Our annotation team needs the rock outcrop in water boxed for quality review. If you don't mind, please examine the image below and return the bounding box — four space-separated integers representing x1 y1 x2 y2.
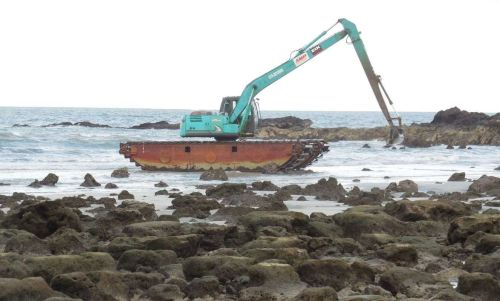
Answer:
129 121 180 130
256 107 500 147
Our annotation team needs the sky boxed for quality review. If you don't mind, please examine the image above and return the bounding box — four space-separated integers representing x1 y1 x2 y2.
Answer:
0 0 499 112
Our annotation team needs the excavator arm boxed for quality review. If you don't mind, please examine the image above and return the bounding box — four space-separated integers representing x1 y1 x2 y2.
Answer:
180 18 403 143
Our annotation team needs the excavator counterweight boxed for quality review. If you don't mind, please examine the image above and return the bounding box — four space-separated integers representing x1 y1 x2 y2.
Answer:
120 18 403 172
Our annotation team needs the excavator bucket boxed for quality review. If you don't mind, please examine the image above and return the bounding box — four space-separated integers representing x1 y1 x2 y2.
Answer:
119 140 329 172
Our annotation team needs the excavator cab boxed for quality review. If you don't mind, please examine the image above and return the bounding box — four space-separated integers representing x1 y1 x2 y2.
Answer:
219 96 260 137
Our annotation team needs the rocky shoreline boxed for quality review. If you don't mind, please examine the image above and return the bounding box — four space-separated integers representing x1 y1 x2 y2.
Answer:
256 107 500 147
1 170 500 300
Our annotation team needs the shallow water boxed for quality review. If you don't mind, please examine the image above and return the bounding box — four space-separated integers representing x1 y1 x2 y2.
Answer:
0 107 499 215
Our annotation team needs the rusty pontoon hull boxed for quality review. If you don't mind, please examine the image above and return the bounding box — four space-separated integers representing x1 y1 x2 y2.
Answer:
119 140 329 171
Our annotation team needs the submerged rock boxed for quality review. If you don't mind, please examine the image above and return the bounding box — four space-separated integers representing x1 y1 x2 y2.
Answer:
448 172 466 181
154 181 168 188
259 116 312 129
129 121 180 129
0 277 64 300
199 169 228 181
111 167 129 178
80 173 100 187
105 183 118 189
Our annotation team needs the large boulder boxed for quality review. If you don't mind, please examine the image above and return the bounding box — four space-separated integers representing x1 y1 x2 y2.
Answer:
468 175 500 193
297 259 373 291
457 272 500 301
185 275 221 299
4 230 51 255
448 172 466 181
379 267 446 298
182 255 254 280
169 193 221 219
293 287 338 301
384 200 475 222
303 177 346 201
205 183 247 199
332 206 409 238
448 214 500 244
139 283 185 301
117 249 177 272
0 253 32 279
122 221 180 237
49 272 96 300
40 173 59 186
239 211 309 233
25 252 116 282
463 253 500 279
80 173 100 187
251 181 279 191
118 200 156 220
394 180 418 193
0 277 64 301
199 169 228 181
1 200 82 238
375 243 418 267
47 228 88 255
144 234 202 258
431 107 489 127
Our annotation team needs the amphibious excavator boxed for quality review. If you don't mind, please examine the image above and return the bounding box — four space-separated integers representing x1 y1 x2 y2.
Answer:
120 18 403 171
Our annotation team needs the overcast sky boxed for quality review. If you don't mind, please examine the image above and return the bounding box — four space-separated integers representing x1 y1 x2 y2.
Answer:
0 0 498 112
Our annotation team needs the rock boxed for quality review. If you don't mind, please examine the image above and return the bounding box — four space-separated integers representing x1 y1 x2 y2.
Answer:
376 243 418 266
154 181 168 188
199 169 228 181
182 256 254 280
145 234 202 258
154 189 169 196
0 253 32 279
122 221 180 237
448 172 466 181
117 190 134 200
117 249 177 272
446 144 454 149
49 272 96 300
448 214 500 244
457 272 500 301
0 277 64 301
297 259 369 291
40 173 59 186
25 252 115 282
294 287 338 301
251 181 279 191
395 179 418 193
463 253 500 279
205 183 247 198
379 267 441 298
344 189 386 206
259 116 313 129
221 191 286 211
468 175 500 193
209 206 257 223
303 177 346 201
140 283 185 301
80 173 100 187
362 168 372 171
240 211 309 233
241 247 309 267
47 228 88 255
129 121 180 129
246 262 306 298
297 196 307 201
431 107 490 126
170 193 221 218
362 143 371 149
1 200 82 238
28 180 42 188
104 183 118 189
475 233 500 254
118 200 156 220
4 230 51 255
332 206 408 238
111 167 129 178
185 275 221 299
384 199 475 222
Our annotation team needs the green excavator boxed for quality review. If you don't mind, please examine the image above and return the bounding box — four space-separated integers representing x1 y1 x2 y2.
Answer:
120 18 404 171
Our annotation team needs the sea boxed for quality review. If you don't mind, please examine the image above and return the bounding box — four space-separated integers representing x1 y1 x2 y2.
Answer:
0 107 499 216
